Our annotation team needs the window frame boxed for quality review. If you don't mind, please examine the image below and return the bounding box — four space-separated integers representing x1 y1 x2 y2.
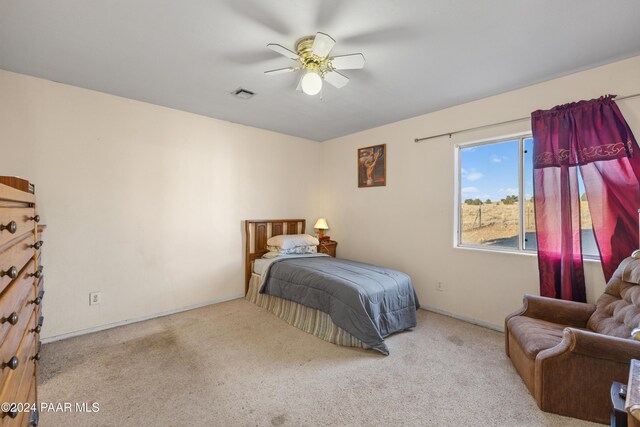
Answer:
453 132 599 260
454 132 533 254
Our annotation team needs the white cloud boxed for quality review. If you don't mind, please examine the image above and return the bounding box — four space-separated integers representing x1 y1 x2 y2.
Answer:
467 171 484 181
490 155 507 163
461 187 479 194
500 187 518 194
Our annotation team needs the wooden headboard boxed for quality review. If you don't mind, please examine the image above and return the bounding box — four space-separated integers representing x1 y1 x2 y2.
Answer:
244 219 306 294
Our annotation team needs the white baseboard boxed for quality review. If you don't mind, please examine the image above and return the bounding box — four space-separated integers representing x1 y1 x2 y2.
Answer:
421 305 504 333
41 292 245 344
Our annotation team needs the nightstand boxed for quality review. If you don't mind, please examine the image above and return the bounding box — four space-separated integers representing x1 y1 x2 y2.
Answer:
318 240 337 257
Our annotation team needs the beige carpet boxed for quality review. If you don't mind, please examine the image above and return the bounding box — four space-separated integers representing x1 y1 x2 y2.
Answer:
39 299 598 427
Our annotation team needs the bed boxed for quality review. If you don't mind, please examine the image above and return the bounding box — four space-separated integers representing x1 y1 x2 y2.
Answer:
244 219 419 355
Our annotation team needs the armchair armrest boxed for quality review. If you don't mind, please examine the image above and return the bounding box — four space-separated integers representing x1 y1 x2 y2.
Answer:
506 294 596 328
547 328 640 363
533 328 640 423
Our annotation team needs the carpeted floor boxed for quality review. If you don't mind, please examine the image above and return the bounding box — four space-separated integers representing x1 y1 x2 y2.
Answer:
39 299 598 427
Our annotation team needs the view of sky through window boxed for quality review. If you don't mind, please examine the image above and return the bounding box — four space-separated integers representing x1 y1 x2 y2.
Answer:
460 139 519 203
459 136 598 257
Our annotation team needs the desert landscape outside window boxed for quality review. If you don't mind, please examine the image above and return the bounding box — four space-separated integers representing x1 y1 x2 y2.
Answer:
457 136 599 257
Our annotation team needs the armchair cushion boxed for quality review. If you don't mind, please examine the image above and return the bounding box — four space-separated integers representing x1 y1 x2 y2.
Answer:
587 257 640 338
622 256 640 284
506 316 566 360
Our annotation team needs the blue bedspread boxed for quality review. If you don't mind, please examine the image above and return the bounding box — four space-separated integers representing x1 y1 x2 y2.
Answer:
259 256 419 355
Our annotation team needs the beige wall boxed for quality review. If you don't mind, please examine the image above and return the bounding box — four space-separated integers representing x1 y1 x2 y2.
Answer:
321 56 640 330
0 70 321 339
2 56 640 339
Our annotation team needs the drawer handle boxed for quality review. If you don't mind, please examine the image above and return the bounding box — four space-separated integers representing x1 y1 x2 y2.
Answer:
3 356 19 370
29 266 43 279
0 221 17 234
32 340 41 361
5 408 18 419
30 408 39 426
3 312 18 325
31 291 44 305
31 290 44 306
31 240 44 250
28 215 40 223
32 315 44 333
0 266 18 279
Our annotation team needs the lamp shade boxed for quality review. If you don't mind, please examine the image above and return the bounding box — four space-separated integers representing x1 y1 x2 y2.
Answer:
314 218 329 230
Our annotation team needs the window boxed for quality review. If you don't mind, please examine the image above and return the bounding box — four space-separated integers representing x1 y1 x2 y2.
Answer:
456 135 598 257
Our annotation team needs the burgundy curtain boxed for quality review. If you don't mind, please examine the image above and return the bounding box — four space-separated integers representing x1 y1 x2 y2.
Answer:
532 95 640 301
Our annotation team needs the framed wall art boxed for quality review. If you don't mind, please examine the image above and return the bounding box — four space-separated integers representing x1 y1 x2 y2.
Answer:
358 144 386 188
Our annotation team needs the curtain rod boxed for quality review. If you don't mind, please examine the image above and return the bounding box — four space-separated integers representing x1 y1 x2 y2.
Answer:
414 92 640 143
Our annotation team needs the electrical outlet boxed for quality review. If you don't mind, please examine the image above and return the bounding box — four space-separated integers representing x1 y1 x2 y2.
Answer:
89 291 101 305
436 281 444 292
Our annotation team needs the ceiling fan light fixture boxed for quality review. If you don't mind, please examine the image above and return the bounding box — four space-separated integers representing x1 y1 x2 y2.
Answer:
301 71 322 96
265 32 365 95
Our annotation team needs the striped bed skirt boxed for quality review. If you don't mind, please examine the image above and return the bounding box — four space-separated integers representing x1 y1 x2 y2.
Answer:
245 273 365 350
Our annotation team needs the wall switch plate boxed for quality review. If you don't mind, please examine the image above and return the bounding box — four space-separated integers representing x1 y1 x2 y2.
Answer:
89 291 101 305
436 281 444 292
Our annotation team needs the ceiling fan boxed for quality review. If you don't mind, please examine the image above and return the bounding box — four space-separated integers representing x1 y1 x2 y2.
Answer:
264 32 365 96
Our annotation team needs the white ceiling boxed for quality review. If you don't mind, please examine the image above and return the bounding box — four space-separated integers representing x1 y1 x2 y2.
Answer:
2 0 640 141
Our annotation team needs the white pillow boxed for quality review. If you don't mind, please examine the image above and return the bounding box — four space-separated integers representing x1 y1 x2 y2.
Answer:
266 234 319 250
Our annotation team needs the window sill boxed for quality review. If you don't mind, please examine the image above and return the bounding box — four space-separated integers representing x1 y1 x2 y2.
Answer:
453 245 601 263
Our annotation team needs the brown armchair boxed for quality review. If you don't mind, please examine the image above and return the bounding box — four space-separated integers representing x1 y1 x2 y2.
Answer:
505 257 640 424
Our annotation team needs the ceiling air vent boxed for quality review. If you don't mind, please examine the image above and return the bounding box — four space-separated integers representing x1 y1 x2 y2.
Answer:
231 88 255 100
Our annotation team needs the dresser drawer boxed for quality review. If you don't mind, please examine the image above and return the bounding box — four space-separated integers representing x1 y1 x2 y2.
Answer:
0 260 36 345
0 308 36 391
10 358 37 427
0 209 36 248
0 315 36 420
0 234 35 296
0 302 36 385
14 377 38 427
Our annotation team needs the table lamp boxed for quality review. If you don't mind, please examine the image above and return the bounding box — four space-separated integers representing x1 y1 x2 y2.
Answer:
314 218 329 240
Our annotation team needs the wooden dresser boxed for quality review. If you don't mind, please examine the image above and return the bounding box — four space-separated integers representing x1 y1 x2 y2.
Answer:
0 178 44 426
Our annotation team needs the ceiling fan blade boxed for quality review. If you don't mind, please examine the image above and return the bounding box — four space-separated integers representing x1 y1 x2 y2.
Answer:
267 43 299 60
312 32 335 58
324 70 349 88
264 67 297 75
330 53 365 70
